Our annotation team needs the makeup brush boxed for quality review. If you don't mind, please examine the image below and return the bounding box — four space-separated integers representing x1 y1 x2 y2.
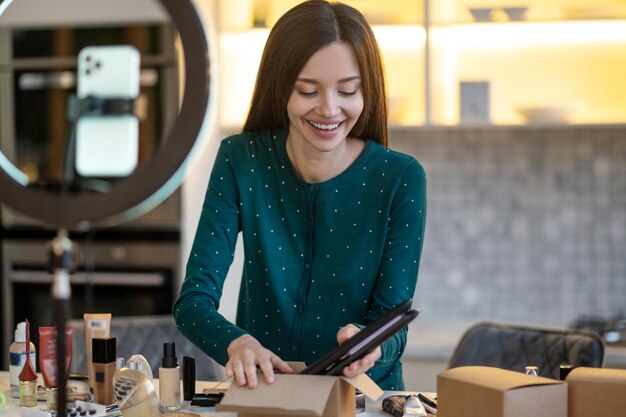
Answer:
19 320 37 382
18 320 38 407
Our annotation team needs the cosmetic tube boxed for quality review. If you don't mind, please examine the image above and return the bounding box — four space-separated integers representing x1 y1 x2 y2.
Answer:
39 326 72 409
84 313 111 393
158 342 181 412
93 337 116 405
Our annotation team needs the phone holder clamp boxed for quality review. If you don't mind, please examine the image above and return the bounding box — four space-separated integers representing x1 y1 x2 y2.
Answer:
67 94 147 122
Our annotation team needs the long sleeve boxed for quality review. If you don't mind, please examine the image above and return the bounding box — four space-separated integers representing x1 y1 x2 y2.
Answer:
368 159 426 374
173 139 247 366
347 158 426 389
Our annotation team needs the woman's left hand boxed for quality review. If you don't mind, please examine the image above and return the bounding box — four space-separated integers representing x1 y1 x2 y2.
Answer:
336 324 381 378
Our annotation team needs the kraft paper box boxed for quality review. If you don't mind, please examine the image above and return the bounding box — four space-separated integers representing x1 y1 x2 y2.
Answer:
437 366 567 417
217 372 383 417
566 367 626 417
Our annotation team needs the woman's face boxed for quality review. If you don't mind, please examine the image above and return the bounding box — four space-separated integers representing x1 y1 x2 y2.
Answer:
286 41 364 154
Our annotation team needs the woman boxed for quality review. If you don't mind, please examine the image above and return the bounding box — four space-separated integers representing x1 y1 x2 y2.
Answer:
174 0 426 391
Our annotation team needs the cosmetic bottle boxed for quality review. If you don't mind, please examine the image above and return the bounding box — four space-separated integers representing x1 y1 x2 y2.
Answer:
525 365 539 377
84 313 111 393
158 342 181 412
560 364 574 380
93 337 116 405
9 322 36 398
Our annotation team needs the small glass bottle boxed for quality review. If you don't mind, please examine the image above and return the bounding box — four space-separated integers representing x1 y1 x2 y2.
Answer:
19 380 38 407
525 366 539 377
559 364 574 380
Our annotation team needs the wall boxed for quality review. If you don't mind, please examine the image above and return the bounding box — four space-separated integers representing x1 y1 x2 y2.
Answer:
180 0 244 324
0 0 169 27
390 125 626 326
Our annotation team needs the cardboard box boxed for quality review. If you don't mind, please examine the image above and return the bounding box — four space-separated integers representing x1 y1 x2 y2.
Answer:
217 373 382 417
566 367 626 417
437 366 567 417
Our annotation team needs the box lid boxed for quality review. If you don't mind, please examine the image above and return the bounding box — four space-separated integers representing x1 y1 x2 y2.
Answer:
440 366 563 391
284 361 382 400
218 374 336 416
567 366 626 384
217 373 383 416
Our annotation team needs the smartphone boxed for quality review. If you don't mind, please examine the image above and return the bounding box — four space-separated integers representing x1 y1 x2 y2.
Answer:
75 45 140 177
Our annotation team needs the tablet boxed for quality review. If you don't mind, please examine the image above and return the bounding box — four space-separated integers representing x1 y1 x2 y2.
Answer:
300 299 419 376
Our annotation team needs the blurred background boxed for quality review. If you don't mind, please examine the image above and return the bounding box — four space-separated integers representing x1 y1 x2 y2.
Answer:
0 0 624 390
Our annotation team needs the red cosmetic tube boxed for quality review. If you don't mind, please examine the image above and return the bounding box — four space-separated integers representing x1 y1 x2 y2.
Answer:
39 327 73 388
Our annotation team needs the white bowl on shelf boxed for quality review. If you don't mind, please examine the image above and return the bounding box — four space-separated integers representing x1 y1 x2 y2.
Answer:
516 102 585 124
562 6 622 20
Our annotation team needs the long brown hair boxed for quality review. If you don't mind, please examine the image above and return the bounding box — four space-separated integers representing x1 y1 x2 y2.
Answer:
243 0 388 146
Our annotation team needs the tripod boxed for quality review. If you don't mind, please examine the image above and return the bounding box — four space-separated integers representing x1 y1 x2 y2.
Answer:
48 228 73 416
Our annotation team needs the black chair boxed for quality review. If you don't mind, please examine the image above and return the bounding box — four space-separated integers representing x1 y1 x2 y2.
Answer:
448 322 605 379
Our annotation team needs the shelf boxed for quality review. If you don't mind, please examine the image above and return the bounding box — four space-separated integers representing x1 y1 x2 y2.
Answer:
389 123 626 132
429 0 626 26
428 20 626 125
430 17 626 26
217 1 626 128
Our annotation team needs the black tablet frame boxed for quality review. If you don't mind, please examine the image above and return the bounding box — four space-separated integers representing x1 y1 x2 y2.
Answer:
300 299 419 376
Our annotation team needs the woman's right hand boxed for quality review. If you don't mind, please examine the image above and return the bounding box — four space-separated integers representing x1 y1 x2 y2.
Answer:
225 334 294 388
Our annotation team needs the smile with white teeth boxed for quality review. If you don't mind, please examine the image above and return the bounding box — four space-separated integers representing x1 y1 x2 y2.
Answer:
308 120 341 130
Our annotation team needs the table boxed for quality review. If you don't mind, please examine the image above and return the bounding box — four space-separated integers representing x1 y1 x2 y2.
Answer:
0 371 413 417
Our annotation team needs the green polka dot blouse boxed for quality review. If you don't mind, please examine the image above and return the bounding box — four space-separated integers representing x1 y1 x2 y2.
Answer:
174 128 426 390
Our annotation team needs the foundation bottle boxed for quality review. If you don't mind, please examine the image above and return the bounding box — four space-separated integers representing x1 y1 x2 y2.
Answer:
93 337 116 405
158 342 181 412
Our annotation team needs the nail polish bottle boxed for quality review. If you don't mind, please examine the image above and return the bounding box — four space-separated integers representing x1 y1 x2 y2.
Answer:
159 342 181 412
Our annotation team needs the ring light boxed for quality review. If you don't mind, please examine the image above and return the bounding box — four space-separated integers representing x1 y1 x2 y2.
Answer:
0 1 216 415
0 0 215 229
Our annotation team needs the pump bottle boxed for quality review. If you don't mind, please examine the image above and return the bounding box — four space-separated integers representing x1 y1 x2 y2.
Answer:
158 342 181 411
9 322 36 398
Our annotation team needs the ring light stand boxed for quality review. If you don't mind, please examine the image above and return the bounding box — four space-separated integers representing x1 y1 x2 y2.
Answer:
0 0 215 415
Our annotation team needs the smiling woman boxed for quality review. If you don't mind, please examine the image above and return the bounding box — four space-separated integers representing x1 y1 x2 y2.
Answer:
174 0 427 392
286 41 365 183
